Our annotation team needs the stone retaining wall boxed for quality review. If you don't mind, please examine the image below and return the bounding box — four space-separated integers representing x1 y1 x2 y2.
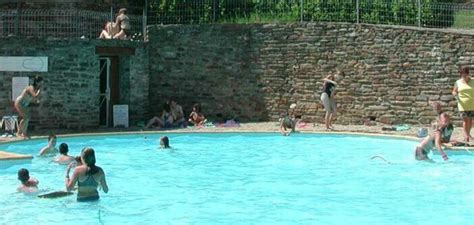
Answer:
148 23 473 125
0 37 147 130
0 23 472 131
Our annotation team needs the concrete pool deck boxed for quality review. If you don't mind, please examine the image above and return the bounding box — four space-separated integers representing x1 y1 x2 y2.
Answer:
0 122 473 160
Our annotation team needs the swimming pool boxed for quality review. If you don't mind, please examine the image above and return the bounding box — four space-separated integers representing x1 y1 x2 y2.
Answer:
0 133 473 224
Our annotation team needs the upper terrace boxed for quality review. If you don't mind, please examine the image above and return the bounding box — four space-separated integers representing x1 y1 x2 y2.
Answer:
0 0 472 40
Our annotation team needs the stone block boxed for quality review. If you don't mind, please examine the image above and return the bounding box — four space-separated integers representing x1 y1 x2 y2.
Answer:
440 95 454 101
366 106 390 111
163 52 177 59
379 115 395 124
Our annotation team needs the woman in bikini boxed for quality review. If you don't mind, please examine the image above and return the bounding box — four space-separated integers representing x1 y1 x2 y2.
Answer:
415 113 452 161
145 102 174 129
14 76 42 138
65 147 108 202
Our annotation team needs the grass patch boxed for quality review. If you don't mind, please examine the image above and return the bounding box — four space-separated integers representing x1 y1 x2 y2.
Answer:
218 13 300 24
453 10 474 29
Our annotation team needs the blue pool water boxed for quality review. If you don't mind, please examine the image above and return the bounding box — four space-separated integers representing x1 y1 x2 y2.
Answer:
0 133 473 224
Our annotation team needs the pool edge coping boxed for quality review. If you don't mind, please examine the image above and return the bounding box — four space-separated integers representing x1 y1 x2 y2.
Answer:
1 130 473 152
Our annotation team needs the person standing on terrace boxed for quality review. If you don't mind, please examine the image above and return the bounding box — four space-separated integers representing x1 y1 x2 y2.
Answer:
452 66 474 142
14 75 42 139
113 8 131 40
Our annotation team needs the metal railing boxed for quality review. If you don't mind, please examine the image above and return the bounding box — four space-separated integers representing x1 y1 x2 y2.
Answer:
0 1 472 39
147 0 474 29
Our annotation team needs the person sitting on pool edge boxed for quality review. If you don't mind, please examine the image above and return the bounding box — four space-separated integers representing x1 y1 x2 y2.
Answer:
146 102 174 129
188 103 206 126
65 147 108 202
415 112 452 161
54 143 74 165
429 101 463 145
169 99 186 127
160 136 171 148
39 134 58 156
279 112 296 136
17 168 39 193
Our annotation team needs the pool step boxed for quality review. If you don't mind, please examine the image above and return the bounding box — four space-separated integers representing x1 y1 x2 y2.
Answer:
0 150 33 161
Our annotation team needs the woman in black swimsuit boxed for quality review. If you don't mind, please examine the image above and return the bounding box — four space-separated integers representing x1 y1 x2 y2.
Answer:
65 147 108 201
320 72 341 130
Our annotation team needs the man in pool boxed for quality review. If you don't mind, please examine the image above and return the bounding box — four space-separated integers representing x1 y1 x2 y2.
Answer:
54 143 74 165
39 134 58 156
17 168 39 193
415 112 452 161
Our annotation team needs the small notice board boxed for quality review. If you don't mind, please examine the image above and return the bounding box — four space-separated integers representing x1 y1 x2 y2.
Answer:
12 77 30 101
113 105 129 128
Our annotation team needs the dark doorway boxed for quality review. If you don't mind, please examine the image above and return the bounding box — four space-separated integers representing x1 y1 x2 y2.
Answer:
99 56 119 127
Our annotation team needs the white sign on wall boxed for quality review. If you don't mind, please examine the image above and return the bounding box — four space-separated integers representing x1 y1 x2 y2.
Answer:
113 105 129 128
12 77 30 101
0 56 48 72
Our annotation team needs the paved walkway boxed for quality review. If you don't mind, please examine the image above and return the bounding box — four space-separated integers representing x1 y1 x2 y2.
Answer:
0 122 472 144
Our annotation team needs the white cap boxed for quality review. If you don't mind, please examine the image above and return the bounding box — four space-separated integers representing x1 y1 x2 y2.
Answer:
290 103 297 109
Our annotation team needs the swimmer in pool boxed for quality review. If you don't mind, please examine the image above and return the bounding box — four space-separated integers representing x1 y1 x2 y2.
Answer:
17 168 39 193
65 147 108 202
160 136 171 148
39 134 59 156
54 143 74 164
